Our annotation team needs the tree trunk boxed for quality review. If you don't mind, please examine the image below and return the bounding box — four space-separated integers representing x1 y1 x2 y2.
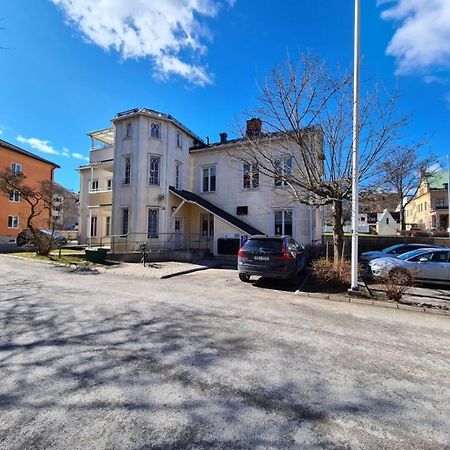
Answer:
400 204 406 231
332 199 344 266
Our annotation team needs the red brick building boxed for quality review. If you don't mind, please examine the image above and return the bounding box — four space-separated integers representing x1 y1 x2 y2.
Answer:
0 139 59 241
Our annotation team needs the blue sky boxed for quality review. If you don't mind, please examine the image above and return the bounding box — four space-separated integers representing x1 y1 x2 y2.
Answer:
1 0 449 191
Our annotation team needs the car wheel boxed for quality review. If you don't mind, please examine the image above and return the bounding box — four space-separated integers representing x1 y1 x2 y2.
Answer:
389 268 412 286
239 273 250 282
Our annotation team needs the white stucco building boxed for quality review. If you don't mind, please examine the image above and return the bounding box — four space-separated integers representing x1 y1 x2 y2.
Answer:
78 108 322 256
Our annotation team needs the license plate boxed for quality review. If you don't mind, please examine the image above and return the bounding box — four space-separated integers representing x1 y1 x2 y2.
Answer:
254 256 269 261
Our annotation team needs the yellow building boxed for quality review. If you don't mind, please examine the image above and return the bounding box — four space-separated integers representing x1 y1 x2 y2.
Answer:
405 172 449 230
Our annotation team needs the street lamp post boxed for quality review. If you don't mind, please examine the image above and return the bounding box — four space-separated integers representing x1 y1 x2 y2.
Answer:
351 0 361 291
447 155 450 232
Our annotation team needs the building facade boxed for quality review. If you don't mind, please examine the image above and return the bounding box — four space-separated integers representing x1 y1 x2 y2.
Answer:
0 139 59 241
405 172 449 230
78 108 322 255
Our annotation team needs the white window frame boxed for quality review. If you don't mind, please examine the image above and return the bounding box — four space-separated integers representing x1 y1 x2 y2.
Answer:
106 179 113 191
176 132 182 148
90 216 98 237
242 162 259 190
11 163 22 175
105 216 111 237
9 189 20 202
8 215 19 229
175 162 182 190
274 157 293 187
148 154 161 186
147 208 159 238
123 155 131 185
150 122 161 139
90 179 99 192
274 209 293 236
201 165 217 193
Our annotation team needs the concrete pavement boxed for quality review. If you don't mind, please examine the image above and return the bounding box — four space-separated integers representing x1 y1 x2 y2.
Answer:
0 255 449 449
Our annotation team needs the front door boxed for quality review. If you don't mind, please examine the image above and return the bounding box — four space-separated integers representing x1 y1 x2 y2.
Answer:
174 218 184 249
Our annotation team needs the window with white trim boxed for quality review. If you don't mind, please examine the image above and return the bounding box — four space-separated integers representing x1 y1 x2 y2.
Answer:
124 155 131 185
201 166 216 193
200 213 214 238
107 179 112 190
148 155 161 185
9 190 20 202
150 122 161 139
176 133 182 148
11 163 22 175
105 216 111 237
8 216 19 229
90 216 98 237
274 210 293 236
274 157 292 187
90 179 99 191
243 162 259 189
175 162 182 190
147 209 159 238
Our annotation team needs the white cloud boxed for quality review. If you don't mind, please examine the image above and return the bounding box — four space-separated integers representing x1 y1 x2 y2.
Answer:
71 152 89 162
51 0 233 86
379 0 450 75
17 136 60 155
17 135 89 162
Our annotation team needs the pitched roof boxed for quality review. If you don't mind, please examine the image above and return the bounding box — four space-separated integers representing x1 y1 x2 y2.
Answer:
0 138 60 168
169 186 263 236
425 171 449 190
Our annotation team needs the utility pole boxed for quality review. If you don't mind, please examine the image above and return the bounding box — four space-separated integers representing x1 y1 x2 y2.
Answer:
351 0 361 291
447 154 450 232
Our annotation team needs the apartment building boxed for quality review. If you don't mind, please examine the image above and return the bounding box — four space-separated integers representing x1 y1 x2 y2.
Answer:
78 108 321 255
0 139 59 241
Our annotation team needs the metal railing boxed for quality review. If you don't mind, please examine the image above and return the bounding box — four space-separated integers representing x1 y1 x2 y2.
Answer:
84 232 213 255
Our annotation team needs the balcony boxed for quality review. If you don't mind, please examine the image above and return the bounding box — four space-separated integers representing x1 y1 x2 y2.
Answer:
88 190 113 207
90 144 114 164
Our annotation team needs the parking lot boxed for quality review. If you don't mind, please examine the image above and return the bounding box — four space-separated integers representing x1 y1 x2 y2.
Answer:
0 255 449 449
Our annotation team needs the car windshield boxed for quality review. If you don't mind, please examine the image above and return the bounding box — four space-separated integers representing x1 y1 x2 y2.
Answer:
397 249 430 260
383 244 403 254
243 239 283 253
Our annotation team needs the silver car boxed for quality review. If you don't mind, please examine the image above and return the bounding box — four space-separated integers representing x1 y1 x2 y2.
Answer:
369 248 450 284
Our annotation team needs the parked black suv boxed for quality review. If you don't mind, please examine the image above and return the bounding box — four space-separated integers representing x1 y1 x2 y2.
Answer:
238 235 305 284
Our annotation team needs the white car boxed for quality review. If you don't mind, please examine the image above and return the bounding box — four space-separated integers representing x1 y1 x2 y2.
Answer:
369 248 450 285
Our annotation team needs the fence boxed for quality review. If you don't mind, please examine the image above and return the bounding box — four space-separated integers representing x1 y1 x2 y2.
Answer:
322 234 450 259
84 232 213 255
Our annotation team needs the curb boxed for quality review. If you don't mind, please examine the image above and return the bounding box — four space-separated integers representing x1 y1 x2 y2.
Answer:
294 290 450 316
160 265 210 279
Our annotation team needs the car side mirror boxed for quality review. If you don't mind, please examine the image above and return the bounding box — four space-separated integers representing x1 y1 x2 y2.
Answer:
418 257 428 263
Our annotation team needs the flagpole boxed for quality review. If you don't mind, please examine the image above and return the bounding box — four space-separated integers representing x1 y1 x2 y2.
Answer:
351 0 360 291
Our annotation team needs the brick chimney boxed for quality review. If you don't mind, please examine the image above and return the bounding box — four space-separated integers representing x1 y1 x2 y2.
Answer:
219 132 228 144
246 118 262 137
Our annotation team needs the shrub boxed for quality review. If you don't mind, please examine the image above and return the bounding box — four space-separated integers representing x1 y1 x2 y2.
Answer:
311 258 352 291
378 268 414 301
303 243 324 263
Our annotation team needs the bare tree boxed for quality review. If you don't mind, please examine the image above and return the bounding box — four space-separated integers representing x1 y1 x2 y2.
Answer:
377 146 434 230
230 53 413 264
0 168 65 255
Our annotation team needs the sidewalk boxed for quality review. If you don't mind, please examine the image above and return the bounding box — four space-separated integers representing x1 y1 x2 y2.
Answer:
98 260 214 279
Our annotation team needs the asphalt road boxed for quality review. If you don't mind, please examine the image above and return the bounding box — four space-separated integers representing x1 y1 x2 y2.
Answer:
0 255 449 450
